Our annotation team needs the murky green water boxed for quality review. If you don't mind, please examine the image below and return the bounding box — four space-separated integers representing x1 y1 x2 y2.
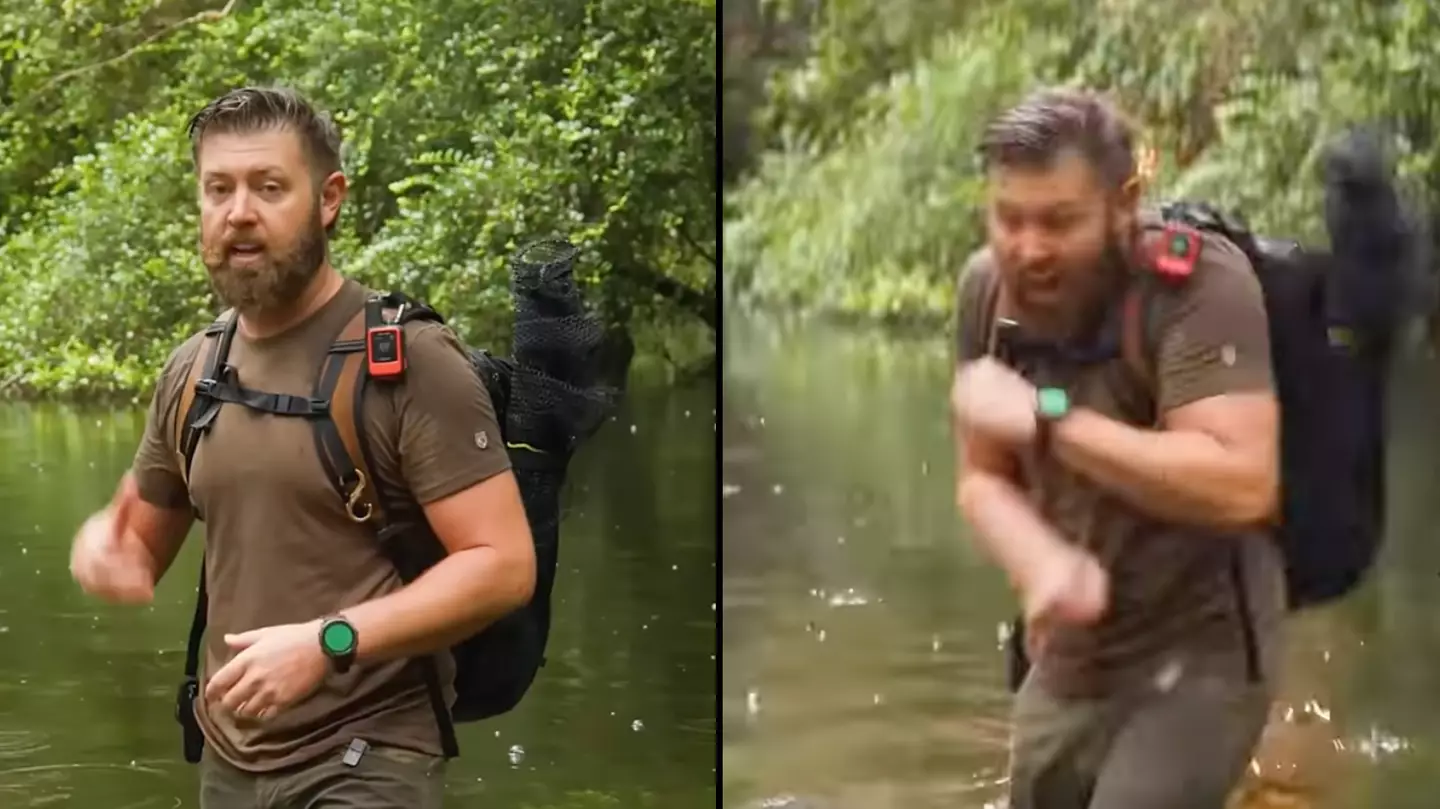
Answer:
0 377 716 808
722 312 1440 809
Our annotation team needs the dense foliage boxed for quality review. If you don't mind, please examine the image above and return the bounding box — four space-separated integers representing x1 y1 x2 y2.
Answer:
723 0 1440 324
0 0 716 401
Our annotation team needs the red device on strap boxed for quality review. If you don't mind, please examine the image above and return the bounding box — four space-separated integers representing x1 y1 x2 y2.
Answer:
1150 222 1202 282
366 323 406 379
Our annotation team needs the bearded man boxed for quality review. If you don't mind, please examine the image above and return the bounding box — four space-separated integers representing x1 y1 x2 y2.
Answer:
68 86 536 809
950 87 1283 809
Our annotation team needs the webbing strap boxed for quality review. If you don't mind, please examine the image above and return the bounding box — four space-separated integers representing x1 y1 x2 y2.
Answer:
310 297 460 760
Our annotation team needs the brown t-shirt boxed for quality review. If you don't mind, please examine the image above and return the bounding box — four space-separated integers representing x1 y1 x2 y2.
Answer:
131 277 511 772
954 218 1287 698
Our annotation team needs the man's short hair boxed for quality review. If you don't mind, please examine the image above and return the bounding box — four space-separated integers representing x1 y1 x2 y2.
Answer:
186 86 343 182
979 87 1137 191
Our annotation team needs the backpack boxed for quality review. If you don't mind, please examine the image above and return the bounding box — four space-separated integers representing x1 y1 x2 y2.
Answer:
168 239 616 762
990 201 1404 691
1126 201 1396 612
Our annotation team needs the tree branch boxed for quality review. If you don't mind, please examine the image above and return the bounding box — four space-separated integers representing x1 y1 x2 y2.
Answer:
674 220 717 268
627 263 717 331
22 0 239 106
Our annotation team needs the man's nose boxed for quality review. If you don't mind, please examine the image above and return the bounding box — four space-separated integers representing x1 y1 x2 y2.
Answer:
1014 229 1054 267
226 189 258 227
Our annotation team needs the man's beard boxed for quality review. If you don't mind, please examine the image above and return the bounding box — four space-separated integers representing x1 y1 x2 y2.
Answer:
1007 229 1131 337
201 209 327 316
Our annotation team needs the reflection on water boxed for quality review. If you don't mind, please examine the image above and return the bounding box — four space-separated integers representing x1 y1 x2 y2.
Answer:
0 378 716 808
722 312 1440 809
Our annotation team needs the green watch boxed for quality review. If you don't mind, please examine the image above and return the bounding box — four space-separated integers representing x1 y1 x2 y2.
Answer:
1034 387 1070 451
1035 386 1071 422
319 615 359 674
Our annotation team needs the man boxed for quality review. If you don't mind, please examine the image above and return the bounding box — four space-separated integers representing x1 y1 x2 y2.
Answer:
68 86 537 808
949 87 1285 809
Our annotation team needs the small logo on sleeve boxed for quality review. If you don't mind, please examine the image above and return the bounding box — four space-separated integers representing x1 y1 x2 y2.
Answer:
474 431 489 450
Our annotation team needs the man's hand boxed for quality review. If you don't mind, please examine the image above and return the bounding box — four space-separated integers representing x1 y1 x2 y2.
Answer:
205 621 329 723
1021 543 1109 658
951 357 1039 445
69 477 156 604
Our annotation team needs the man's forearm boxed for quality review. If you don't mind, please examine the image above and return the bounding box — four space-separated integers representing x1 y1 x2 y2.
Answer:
341 546 536 663
956 470 1072 593
1049 408 1273 527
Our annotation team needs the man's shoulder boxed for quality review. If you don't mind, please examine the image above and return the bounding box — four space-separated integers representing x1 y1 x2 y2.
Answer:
1145 221 1265 315
155 319 224 404
957 246 998 305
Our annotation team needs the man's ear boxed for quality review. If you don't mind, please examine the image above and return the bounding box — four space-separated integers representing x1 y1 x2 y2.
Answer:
1113 175 1143 233
318 171 348 230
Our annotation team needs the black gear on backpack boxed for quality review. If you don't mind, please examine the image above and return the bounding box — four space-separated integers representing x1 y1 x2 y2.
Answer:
169 238 617 761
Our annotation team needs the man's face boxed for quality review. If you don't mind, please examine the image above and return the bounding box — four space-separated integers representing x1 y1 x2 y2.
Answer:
985 149 1135 313
195 128 345 315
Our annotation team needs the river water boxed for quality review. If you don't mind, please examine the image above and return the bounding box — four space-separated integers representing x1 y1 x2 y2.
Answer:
0 376 716 808
722 312 1440 809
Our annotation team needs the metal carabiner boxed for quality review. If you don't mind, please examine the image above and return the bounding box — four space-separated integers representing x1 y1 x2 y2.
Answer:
344 469 374 523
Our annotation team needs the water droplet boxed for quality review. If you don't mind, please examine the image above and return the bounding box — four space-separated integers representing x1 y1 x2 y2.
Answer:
629 424 637 434
931 635 941 652
771 484 784 495
631 719 644 731
817 629 826 642
873 693 883 705
507 744 525 765
746 688 761 717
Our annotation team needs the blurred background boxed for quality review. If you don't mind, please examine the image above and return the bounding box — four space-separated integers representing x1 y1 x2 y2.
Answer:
722 1 1440 807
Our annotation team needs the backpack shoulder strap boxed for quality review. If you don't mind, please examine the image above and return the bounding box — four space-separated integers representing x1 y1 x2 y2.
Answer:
1120 282 1156 389
313 304 386 529
309 290 459 758
174 309 238 488
310 292 446 536
980 261 1003 357
1121 215 1206 415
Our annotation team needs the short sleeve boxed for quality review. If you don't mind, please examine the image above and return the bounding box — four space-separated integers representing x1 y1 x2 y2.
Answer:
1155 239 1276 414
955 249 998 363
132 335 203 509
393 322 513 504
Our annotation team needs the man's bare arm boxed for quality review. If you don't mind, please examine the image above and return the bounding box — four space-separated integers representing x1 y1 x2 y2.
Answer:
115 471 195 583
955 419 1072 594
1049 392 1279 528
339 469 538 663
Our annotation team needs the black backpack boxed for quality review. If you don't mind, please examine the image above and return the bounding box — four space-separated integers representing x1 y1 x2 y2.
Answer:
1131 200 1396 610
169 239 616 761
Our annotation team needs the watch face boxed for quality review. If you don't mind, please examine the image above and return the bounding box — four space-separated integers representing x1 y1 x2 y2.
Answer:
322 620 357 656
1037 387 1070 419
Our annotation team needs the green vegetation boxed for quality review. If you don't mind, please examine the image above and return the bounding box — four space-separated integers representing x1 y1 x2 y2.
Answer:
723 0 1440 324
0 0 716 402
